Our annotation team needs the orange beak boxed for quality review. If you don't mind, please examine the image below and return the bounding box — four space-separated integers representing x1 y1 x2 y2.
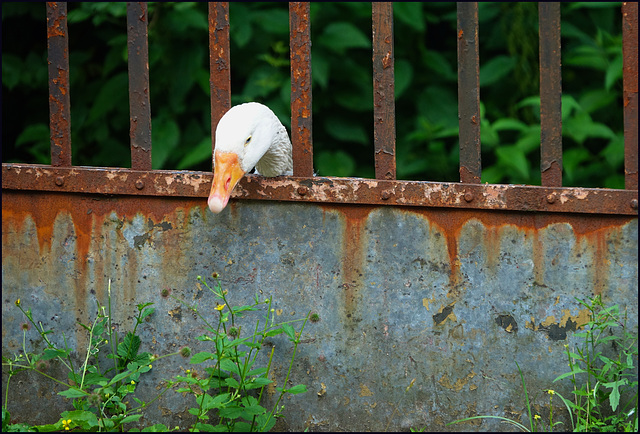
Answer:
208 151 246 213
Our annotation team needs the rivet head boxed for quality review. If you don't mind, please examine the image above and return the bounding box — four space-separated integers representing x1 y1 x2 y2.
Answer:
546 194 556 204
55 176 64 186
297 186 308 196
631 199 638 210
464 191 474 202
381 190 391 200
135 179 145 190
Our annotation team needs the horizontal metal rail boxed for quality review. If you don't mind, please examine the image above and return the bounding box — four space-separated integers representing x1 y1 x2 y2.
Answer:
3 163 637 215
2 2 638 215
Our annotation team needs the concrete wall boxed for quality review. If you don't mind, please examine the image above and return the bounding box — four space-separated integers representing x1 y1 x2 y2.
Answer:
2 190 638 431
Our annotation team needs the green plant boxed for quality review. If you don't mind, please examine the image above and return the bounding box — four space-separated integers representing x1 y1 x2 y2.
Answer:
552 296 638 432
446 296 638 432
3 3 626 188
165 274 309 432
2 280 177 432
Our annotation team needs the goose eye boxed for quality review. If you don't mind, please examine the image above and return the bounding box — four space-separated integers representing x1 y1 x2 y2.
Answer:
244 136 252 146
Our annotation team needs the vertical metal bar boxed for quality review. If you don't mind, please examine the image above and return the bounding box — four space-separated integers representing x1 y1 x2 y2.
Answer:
127 2 152 171
539 2 563 187
209 2 231 170
289 2 314 177
623 2 638 191
457 2 481 184
372 2 397 180
47 2 72 167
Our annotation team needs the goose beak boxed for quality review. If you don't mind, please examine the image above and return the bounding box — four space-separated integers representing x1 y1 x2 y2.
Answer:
208 151 246 213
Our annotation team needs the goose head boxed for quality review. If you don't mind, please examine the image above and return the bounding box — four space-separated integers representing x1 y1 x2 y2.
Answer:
208 102 292 213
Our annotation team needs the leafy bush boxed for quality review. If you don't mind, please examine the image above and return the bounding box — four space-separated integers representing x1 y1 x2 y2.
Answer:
1 2 625 188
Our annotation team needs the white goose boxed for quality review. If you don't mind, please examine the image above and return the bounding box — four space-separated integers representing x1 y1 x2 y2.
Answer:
208 102 293 213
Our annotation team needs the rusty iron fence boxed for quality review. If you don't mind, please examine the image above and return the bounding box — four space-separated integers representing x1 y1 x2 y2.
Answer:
2 2 638 216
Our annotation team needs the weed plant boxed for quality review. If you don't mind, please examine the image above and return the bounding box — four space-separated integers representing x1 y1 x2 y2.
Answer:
2 280 175 432
2 274 310 432
166 274 310 432
446 296 638 432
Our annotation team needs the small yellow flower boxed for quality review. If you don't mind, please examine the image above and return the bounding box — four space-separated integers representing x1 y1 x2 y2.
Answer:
131 380 135 385
62 419 72 430
215 304 226 311
148 364 152 369
547 389 555 395
15 299 20 306
186 369 191 374
534 414 541 420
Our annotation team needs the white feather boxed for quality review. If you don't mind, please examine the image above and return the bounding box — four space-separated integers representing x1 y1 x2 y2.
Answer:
214 102 293 176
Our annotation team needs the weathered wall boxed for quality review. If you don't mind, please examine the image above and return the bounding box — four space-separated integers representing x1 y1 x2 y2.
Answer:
2 190 638 431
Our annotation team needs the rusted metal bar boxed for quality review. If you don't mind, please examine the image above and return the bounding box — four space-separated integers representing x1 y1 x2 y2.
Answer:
127 2 152 171
46 2 72 167
457 2 481 184
209 2 231 170
289 2 314 177
539 2 563 187
623 2 638 191
372 2 397 180
3 163 637 215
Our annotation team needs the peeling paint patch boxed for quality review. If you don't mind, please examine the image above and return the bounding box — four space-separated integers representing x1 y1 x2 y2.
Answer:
438 371 476 392
495 314 518 333
526 308 590 340
359 384 373 397
433 303 456 325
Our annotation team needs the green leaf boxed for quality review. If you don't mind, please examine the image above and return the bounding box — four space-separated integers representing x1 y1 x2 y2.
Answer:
605 53 622 91
324 117 368 145
316 150 356 177
108 370 132 386
190 351 216 364
244 377 273 389
220 358 241 376
395 59 413 99
58 388 90 398
394 3 425 32
117 332 141 361
120 414 143 424
423 50 456 81
286 384 307 395
152 118 181 169
496 146 529 180
219 405 243 419
320 22 371 54
42 348 71 361
479 56 516 87
553 368 587 382
225 377 240 388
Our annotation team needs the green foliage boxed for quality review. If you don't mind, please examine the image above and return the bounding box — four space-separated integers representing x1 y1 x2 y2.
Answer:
2 2 625 187
2 283 172 432
552 296 638 432
445 296 638 432
167 274 309 432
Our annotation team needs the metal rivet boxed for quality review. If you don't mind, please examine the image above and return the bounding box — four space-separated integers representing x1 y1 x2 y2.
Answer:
631 199 638 210
381 190 391 200
464 191 474 202
135 180 145 190
55 176 64 186
297 186 308 196
546 194 556 204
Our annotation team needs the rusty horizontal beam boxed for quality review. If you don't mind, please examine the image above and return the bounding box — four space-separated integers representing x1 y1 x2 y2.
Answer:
3 163 638 215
